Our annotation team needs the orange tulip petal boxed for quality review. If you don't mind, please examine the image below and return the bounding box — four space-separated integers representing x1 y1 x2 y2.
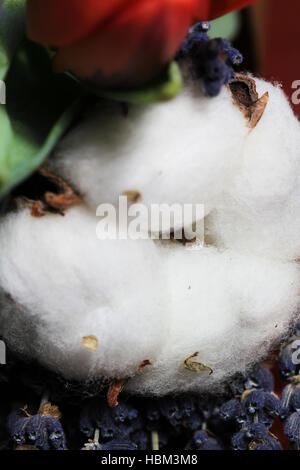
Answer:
27 0 137 46
53 0 196 87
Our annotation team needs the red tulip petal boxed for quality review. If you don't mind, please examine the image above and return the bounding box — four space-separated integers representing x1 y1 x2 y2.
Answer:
196 0 257 20
27 0 137 46
53 0 196 87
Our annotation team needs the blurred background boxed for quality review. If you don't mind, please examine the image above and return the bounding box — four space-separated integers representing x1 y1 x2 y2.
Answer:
214 0 300 119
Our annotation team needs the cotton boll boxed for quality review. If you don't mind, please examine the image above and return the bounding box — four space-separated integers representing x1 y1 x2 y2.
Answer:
207 78 300 261
2 76 300 395
0 207 298 394
127 246 300 395
0 205 168 381
49 85 248 234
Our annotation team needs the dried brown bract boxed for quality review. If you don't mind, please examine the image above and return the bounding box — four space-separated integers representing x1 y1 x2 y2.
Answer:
107 360 152 407
13 167 81 217
183 352 213 375
107 378 128 408
39 403 62 420
229 74 269 130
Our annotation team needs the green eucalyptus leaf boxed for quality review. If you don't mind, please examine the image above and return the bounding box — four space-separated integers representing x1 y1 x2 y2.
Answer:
0 0 26 80
81 61 183 104
209 12 240 42
0 39 87 199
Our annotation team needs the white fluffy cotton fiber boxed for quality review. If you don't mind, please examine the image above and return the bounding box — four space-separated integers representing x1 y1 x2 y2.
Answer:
0 206 299 394
0 205 168 381
206 78 300 261
1 76 300 395
128 245 300 395
50 84 248 233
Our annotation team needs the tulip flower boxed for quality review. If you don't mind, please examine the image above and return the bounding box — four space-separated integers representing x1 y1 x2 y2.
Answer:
27 0 256 87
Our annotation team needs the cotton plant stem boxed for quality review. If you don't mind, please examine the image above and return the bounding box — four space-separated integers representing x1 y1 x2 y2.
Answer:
94 428 100 444
151 431 159 450
38 391 50 412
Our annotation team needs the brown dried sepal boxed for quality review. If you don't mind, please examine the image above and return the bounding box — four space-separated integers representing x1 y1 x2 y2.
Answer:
229 74 269 130
13 167 81 218
138 359 152 373
107 378 128 408
183 352 213 375
39 403 62 419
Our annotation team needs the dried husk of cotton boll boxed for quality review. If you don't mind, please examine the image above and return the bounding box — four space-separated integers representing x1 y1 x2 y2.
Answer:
48 81 249 235
126 244 300 395
0 205 169 382
206 77 300 262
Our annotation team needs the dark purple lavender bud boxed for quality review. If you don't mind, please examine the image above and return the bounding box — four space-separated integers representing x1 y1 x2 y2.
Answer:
158 397 182 423
192 22 211 33
243 390 266 415
250 436 282 450
179 394 196 417
79 403 96 438
182 411 203 431
25 414 49 450
245 423 268 440
145 402 161 423
193 430 209 447
284 411 300 445
101 440 138 451
290 384 300 412
197 397 215 421
280 383 295 419
7 410 30 445
131 430 149 450
244 365 274 392
220 398 243 423
177 27 243 97
279 342 298 381
200 438 223 450
231 430 249 450
112 400 138 424
44 416 66 450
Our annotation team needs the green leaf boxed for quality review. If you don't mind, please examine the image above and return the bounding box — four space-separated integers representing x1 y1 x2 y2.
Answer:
80 61 183 104
0 39 87 199
0 0 26 80
209 12 241 42
0 0 182 198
